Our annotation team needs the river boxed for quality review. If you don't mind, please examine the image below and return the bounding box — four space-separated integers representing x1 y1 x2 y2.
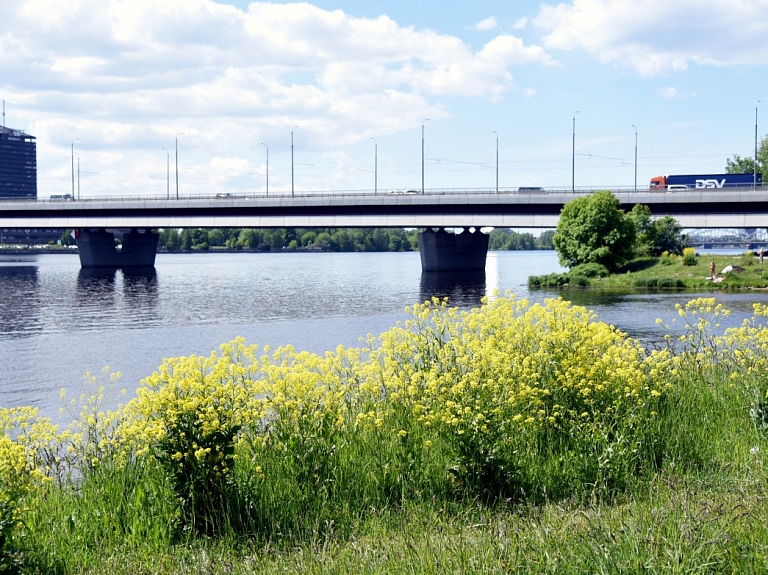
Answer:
1 250 766 416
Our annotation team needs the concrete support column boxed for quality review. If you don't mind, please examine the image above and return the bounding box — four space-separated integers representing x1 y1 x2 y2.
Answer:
418 228 489 272
75 228 159 268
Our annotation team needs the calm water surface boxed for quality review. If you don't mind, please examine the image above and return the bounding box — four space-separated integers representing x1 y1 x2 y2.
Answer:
1 250 766 415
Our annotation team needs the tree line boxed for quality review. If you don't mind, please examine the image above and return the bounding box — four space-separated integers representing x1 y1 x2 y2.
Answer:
57 227 555 252
138 227 554 252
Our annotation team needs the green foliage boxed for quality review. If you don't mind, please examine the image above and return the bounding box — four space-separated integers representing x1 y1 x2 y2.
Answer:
527 272 572 288
8 297 768 570
535 229 556 249
682 247 698 266
629 205 687 257
657 278 685 289
158 227 419 253
488 229 535 250
726 134 768 182
553 190 636 272
725 153 756 175
569 262 609 278
633 278 658 288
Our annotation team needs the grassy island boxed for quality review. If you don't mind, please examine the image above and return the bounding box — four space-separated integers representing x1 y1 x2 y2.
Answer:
2 295 768 572
530 249 768 291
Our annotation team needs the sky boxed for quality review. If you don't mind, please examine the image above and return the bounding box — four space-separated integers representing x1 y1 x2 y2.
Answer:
1 0 767 199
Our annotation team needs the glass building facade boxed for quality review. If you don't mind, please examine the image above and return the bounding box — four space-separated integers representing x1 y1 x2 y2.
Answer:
0 126 37 199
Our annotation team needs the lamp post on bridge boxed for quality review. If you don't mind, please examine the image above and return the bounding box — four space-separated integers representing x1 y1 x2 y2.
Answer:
71 138 80 199
493 130 499 194
175 134 184 200
756 101 761 190
631 125 637 192
421 119 429 195
261 142 269 197
371 137 378 195
572 112 578 193
160 148 169 199
291 126 299 198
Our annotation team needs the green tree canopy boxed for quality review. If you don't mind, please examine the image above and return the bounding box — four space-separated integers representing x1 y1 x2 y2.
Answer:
552 190 636 271
726 134 768 182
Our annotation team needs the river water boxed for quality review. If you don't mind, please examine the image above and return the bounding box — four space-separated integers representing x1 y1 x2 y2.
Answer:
1 251 766 416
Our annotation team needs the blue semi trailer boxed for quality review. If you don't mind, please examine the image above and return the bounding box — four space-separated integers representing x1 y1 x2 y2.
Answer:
650 173 762 190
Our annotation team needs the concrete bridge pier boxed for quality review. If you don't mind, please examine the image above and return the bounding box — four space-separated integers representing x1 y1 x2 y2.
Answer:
418 228 489 272
75 228 159 268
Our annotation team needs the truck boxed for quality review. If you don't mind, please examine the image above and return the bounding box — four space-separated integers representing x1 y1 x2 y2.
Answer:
650 173 762 191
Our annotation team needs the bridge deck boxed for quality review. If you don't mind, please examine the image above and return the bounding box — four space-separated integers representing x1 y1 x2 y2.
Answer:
2 188 768 229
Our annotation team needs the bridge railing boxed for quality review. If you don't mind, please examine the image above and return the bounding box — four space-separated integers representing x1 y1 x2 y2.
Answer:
3 183 766 203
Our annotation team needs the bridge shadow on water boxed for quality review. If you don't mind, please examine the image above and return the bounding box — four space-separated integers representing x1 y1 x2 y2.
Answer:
76 267 158 307
419 270 486 309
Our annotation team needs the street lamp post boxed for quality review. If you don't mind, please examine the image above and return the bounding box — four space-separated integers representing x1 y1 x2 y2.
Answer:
572 112 579 193
175 137 179 200
496 132 500 193
291 126 299 197
261 142 269 197
631 125 637 192
77 156 80 199
71 139 79 199
756 102 761 190
421 119 429 195
371 137 377 195
160 147 169 199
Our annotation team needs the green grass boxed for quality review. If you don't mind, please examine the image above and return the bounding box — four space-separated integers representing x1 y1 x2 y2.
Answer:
530 252 768 290
4 297 768 573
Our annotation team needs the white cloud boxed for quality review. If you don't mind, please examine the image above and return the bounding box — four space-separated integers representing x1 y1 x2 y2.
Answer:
534 0 768 76
511 17 529 30
472 17 498 31
1 0 557 196
658 86 696 99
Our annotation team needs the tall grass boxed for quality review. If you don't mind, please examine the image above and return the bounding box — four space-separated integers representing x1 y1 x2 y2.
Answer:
2 295 768 572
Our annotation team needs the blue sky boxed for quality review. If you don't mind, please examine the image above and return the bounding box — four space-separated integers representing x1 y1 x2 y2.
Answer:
1 0 766 197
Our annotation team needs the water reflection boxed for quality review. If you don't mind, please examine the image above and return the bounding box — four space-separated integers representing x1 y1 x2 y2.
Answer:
123 268 158 300
419 270 486 308
122 268 159 323
76 268 117 296
0 265 42 338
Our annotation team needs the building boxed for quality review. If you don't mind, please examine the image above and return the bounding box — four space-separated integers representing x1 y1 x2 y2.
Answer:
0 125 37 199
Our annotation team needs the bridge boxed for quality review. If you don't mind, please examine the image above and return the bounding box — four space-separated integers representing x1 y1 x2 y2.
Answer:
2 187 768 270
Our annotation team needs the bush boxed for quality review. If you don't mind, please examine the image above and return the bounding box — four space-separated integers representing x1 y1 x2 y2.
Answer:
634 278 658 288
658 252 675 266
568 274 590 287
528 272 571 288
682 247 697 266
569 263 609 278
657 278 685 289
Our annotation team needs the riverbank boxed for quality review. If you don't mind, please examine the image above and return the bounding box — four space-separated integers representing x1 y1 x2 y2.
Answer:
530 251 768 290
2 295 768 572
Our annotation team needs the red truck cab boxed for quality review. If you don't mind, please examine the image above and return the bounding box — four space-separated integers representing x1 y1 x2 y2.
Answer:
649 176 667 190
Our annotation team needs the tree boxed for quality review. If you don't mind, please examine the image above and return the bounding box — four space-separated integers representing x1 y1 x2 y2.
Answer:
726 134 768 182
628 204 654 256
535 230 555 250
650 215 688 255
725 154 755 175
552 190 636 271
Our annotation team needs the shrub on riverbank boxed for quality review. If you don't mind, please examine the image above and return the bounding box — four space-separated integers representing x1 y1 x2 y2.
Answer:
2 296 768 571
